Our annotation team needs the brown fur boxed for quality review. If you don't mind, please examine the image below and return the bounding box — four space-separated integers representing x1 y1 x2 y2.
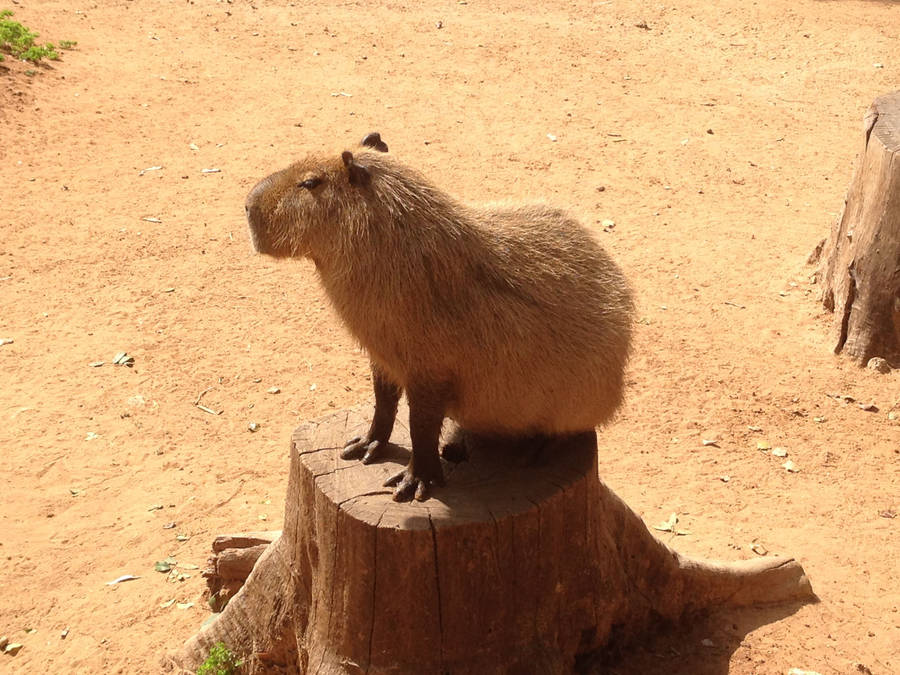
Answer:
246 137 634 436
245 134 634 499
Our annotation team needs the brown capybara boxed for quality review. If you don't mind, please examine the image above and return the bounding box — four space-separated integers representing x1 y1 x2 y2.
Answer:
245 132 634 501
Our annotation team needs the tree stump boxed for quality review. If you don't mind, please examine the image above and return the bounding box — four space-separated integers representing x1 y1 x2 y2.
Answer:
813 90 900 367
169 407 815 674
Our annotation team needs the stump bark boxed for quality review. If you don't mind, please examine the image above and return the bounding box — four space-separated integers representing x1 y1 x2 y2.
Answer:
814 90 900 367
170 407 815 674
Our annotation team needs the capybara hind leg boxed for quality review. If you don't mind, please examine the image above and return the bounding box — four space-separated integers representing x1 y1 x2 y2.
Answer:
342 363 402 464
385 381 448 501
516 431 596 466
440 424 469 464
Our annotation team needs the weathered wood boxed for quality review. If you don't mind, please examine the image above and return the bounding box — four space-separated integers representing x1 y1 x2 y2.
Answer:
214 545 270 581
169 407 815 674
815 90 900 367
211 531 281 554
203 532 283 611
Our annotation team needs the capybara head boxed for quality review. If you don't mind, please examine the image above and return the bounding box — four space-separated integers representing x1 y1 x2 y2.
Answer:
245 132 389 258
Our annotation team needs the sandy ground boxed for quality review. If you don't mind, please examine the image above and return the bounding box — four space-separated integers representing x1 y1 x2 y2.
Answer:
1 0 898 673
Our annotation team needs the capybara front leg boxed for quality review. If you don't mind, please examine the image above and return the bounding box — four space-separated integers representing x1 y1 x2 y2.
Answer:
384 380 448 501
342 362 402 464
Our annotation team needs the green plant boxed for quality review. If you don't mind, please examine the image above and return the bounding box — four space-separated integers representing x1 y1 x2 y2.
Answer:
196 642 243 675
0 10 73 64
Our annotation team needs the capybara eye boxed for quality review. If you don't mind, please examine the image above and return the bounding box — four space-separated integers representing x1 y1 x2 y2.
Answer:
298 177 322 190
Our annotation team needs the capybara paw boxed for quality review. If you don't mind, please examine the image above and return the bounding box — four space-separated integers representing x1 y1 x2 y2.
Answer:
341 436 384 464
384 462 445 502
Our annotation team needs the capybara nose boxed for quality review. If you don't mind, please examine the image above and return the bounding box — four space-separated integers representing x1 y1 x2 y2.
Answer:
245 178 273 253
245 201 262 226
245 178 270 229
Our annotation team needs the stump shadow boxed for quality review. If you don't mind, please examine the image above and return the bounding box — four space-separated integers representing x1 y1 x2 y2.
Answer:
339 408 817 671
579 599 814 675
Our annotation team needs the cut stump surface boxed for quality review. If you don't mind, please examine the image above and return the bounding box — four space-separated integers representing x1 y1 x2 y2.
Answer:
172 407 815 674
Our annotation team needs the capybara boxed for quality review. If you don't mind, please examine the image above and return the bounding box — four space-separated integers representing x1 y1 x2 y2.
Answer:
245 132 634 501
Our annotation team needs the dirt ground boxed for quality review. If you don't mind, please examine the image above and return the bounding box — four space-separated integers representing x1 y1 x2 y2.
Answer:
1 0 897 673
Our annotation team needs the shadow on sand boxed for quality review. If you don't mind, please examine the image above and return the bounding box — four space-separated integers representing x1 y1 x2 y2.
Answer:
581 599 814 674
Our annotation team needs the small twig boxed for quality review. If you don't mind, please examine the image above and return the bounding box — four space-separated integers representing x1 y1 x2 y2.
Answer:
37 454 66 478
195 386 222 415
724 301 746 309
195 386 214 406
214 480 245 509
197 404 223 416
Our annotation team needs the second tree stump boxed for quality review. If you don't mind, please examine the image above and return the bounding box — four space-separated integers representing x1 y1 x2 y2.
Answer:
814 89 900 367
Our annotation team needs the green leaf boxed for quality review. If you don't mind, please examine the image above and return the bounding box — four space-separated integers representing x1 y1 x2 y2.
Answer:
653 512 678 532
154 556 176 573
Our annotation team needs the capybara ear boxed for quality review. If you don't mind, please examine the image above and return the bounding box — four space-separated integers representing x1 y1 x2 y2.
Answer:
342 150 371 186
361 132 388 153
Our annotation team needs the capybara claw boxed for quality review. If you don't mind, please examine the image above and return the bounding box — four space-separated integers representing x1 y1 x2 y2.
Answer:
341 437 365 460
342 436 386 462
361 440 381 464
384 463 444 502
384 469 427 502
